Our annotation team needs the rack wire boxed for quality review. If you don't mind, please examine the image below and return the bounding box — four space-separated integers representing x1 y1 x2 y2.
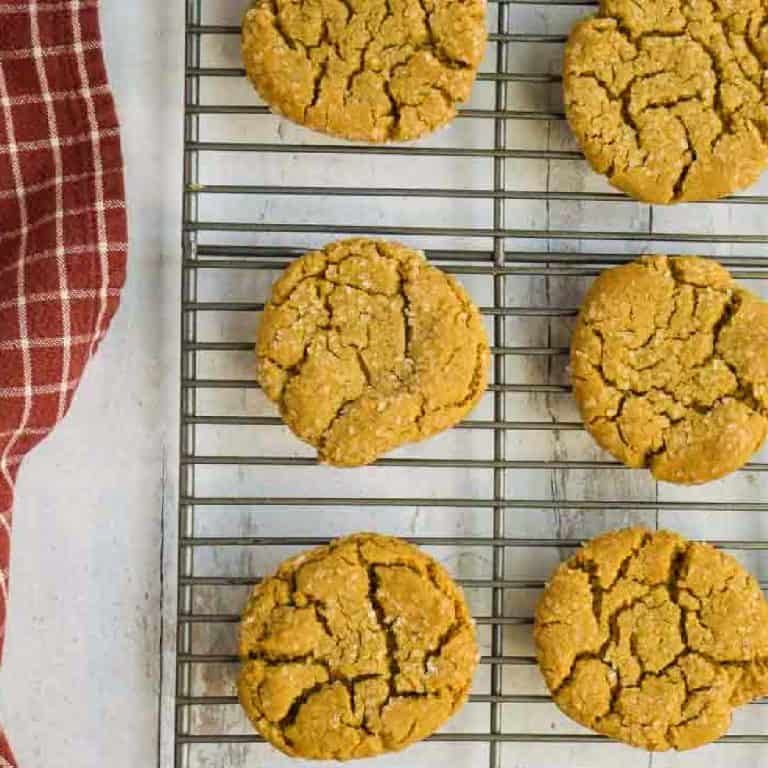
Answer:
177 0 768 766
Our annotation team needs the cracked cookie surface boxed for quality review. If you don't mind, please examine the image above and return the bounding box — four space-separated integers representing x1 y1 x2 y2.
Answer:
535 527 768 751
241 0 486 142
238 533 478 760
563 0 768 203
256 238 490 467
571 255 768 484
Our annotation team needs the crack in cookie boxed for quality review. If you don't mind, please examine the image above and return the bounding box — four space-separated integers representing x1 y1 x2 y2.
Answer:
242 0 487 142
238 533 479 760
564 0 768 203
256 238 490 467
535 527 768 751
570 255 768 484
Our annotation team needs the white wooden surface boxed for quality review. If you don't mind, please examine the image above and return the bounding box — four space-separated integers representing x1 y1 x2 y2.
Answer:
1 1 768 768
0 2 183 767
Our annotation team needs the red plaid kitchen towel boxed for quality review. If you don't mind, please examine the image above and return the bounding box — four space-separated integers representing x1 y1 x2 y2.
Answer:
0 1 127 764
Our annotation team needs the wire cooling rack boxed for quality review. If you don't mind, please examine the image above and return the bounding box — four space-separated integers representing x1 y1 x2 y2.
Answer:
177 1 768 766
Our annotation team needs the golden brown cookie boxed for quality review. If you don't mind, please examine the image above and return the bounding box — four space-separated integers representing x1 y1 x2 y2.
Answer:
238 533 478 760
535 527 768 751
563 0 768 203
571 255 768 484
256 238 490 467
241 0 486 142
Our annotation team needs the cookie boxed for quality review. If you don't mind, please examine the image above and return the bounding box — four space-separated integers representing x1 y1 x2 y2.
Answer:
563 0 768 203
571 255 768 484
535 527 768 751
256 238 490 467
241 0 486 142
238 533 478 760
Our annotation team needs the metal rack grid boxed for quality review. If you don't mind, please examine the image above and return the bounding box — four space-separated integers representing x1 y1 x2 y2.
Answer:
177 0 768 766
